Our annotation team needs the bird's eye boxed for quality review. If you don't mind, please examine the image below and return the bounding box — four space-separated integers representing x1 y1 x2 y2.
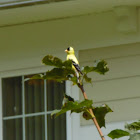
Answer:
67 47 70 51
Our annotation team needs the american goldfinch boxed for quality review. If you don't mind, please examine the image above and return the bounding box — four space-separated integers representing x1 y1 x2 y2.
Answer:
65 46 83 83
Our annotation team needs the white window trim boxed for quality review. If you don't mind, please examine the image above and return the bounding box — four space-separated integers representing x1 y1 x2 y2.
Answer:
0 67 72 140
66 81 72 140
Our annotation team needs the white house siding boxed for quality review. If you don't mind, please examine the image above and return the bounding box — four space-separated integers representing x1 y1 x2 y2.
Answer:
0 4 140 140
69 44 140 140
80 44 140 123
77 44 140 139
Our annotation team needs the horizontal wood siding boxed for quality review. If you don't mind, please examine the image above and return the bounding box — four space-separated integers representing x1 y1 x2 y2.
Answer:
79 43 140 125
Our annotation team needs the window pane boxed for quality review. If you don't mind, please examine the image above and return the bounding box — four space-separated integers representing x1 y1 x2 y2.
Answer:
3 118 23 140
2 77 22 117
47 114 66 140
25 75 44 114
47 80 65 111
25 115 45 140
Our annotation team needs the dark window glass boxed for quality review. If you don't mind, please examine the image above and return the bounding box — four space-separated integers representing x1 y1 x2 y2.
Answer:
2 77 22 117
2 76 66 140
25 115 45 140
25 75 44 114
3 118 23 140
47 80 65 111
47 114 66 140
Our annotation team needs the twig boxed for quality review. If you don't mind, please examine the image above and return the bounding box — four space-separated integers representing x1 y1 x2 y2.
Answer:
78 83 106 140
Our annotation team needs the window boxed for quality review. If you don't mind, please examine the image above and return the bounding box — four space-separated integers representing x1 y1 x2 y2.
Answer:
2 74 66 140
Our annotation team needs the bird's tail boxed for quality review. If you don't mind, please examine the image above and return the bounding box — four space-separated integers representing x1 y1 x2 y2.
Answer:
75 71 80 83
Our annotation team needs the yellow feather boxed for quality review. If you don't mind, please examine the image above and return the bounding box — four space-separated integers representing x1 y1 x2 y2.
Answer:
65 47 82 83
67 54 79 70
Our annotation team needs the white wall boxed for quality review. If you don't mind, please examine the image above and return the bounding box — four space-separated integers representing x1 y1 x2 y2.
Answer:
0 9 140 71
0 8 140 71
0 6 140 140
80 45 140 124
76 45 140 140
70 84 133 140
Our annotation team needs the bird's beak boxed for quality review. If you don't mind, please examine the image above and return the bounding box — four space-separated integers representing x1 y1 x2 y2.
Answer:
65 49 68 52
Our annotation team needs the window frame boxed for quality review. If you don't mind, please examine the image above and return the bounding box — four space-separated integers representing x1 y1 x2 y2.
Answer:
0 67 72 140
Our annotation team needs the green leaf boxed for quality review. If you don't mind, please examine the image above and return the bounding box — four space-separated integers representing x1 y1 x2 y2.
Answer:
51 110 61 117
41 55 77 83
108 129 130 139
94 60 109 75
69 76 78 85
63 60 73 69
43 68 74 82
93 104 113 128
82 60 109 75
51 99 93 117
71 99 93 113
42 55 73 69
29 74 44 80
82 66 94 74
28 67 75 83
83 74 92 83
125 120 140 131
42 55 63 67
82 104 113 128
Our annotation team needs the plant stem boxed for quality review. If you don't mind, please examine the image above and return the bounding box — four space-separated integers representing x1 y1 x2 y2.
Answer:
78 84 106 140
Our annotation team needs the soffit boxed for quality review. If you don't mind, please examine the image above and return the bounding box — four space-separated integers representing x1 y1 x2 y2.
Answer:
0 0 140 27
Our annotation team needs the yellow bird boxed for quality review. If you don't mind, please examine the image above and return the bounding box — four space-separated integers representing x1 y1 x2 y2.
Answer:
65 46 83 82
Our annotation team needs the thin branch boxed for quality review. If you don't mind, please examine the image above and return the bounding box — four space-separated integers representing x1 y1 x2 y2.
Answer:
78 83 106 140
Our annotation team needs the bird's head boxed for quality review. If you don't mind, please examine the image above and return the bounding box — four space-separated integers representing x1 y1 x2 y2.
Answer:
65 46 75 54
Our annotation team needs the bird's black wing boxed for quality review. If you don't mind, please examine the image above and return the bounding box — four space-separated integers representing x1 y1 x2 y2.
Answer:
72 60 83 75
